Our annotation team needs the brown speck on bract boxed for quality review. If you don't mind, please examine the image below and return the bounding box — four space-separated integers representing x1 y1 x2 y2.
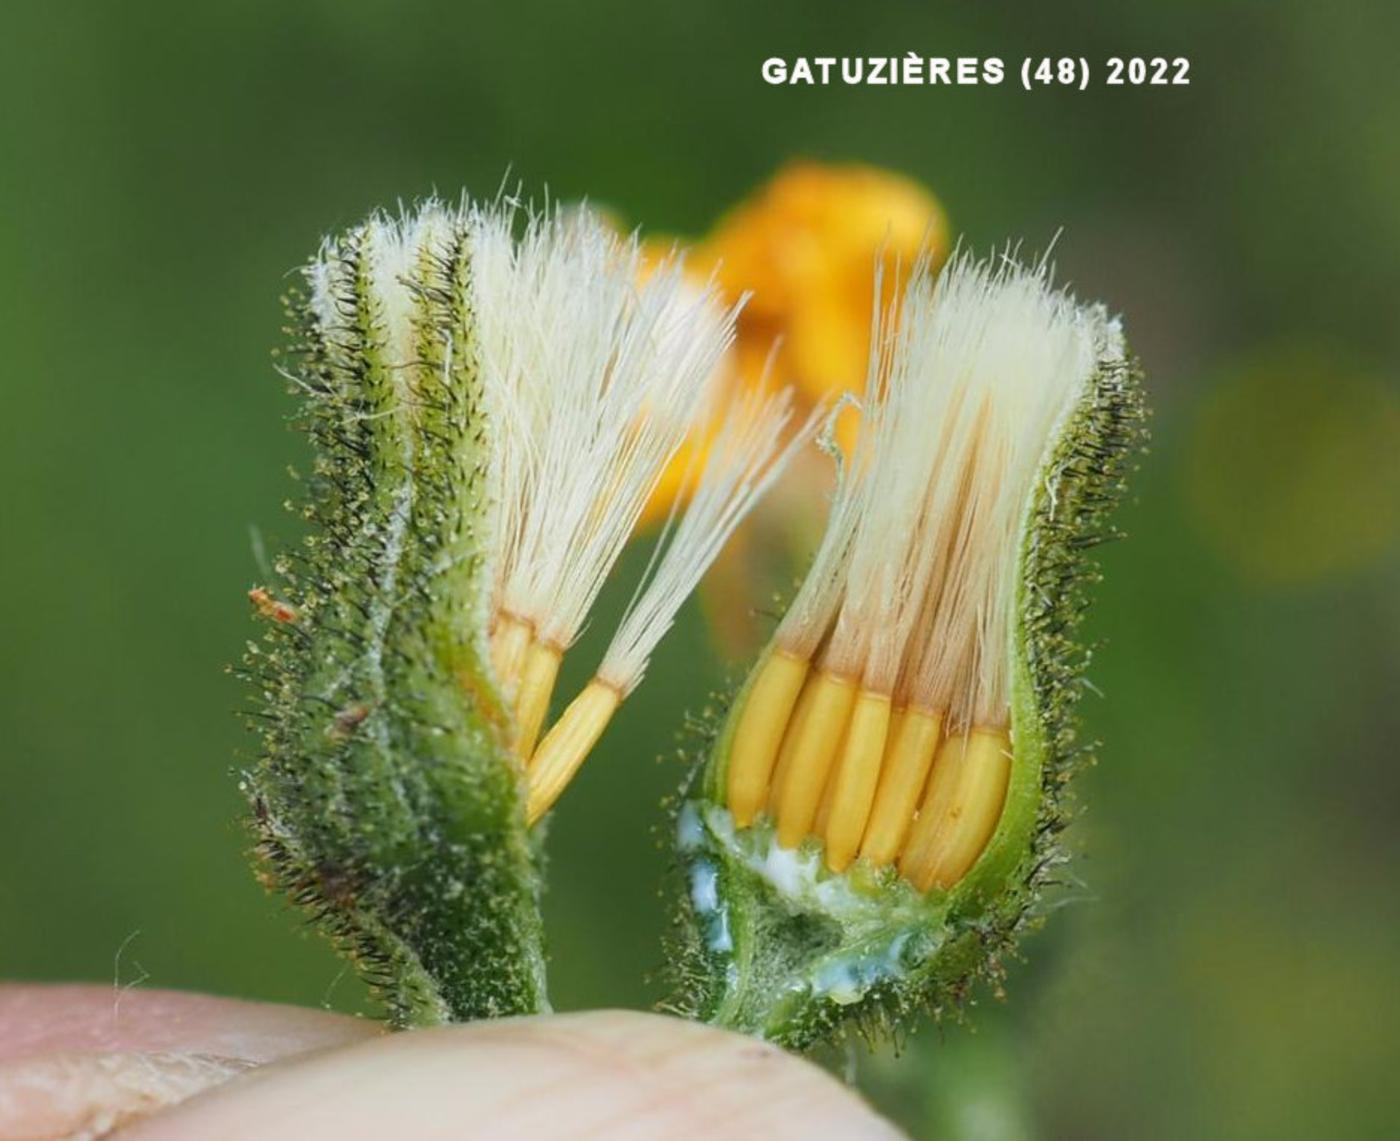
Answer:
248 587 298 624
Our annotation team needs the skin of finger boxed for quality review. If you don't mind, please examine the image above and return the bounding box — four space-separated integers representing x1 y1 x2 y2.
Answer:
0 1051 253 1140
0 985 381 1139
122 1010 906 1141
0 985 380 1064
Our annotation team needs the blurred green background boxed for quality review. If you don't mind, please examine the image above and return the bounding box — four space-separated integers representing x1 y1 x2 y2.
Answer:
3 2 1398 1137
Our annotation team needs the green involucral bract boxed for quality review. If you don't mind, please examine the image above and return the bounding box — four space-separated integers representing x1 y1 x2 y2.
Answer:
670 350 1147 1051
241 204 548 1026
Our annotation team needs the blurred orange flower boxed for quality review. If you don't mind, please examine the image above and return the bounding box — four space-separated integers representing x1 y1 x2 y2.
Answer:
644 161 949 525
637 161 949 655
701 161 948 407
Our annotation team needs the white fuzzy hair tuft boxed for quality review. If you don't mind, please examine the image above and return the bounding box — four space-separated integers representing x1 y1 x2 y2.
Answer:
469 203 744 652
598 381 821 695
782 247 1115 729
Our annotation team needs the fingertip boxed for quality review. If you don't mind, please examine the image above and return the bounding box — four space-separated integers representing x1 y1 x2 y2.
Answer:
124 1011 902 1139
0 985 381 1139
0 984 379 1064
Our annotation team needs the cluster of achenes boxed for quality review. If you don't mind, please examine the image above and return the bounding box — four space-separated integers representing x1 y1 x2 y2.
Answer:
242 194 1144 1049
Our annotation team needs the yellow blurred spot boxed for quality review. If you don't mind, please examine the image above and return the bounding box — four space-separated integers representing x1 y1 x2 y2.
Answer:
1187 347 1400 582
638 162 949 524
701 162 947 406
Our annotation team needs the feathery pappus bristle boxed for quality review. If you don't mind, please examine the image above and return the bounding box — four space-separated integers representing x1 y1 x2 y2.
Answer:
525 379 821 823
480 209 729 649
599 383 819 698
464 200 813 815
476 204 728 754
526 378 817 823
